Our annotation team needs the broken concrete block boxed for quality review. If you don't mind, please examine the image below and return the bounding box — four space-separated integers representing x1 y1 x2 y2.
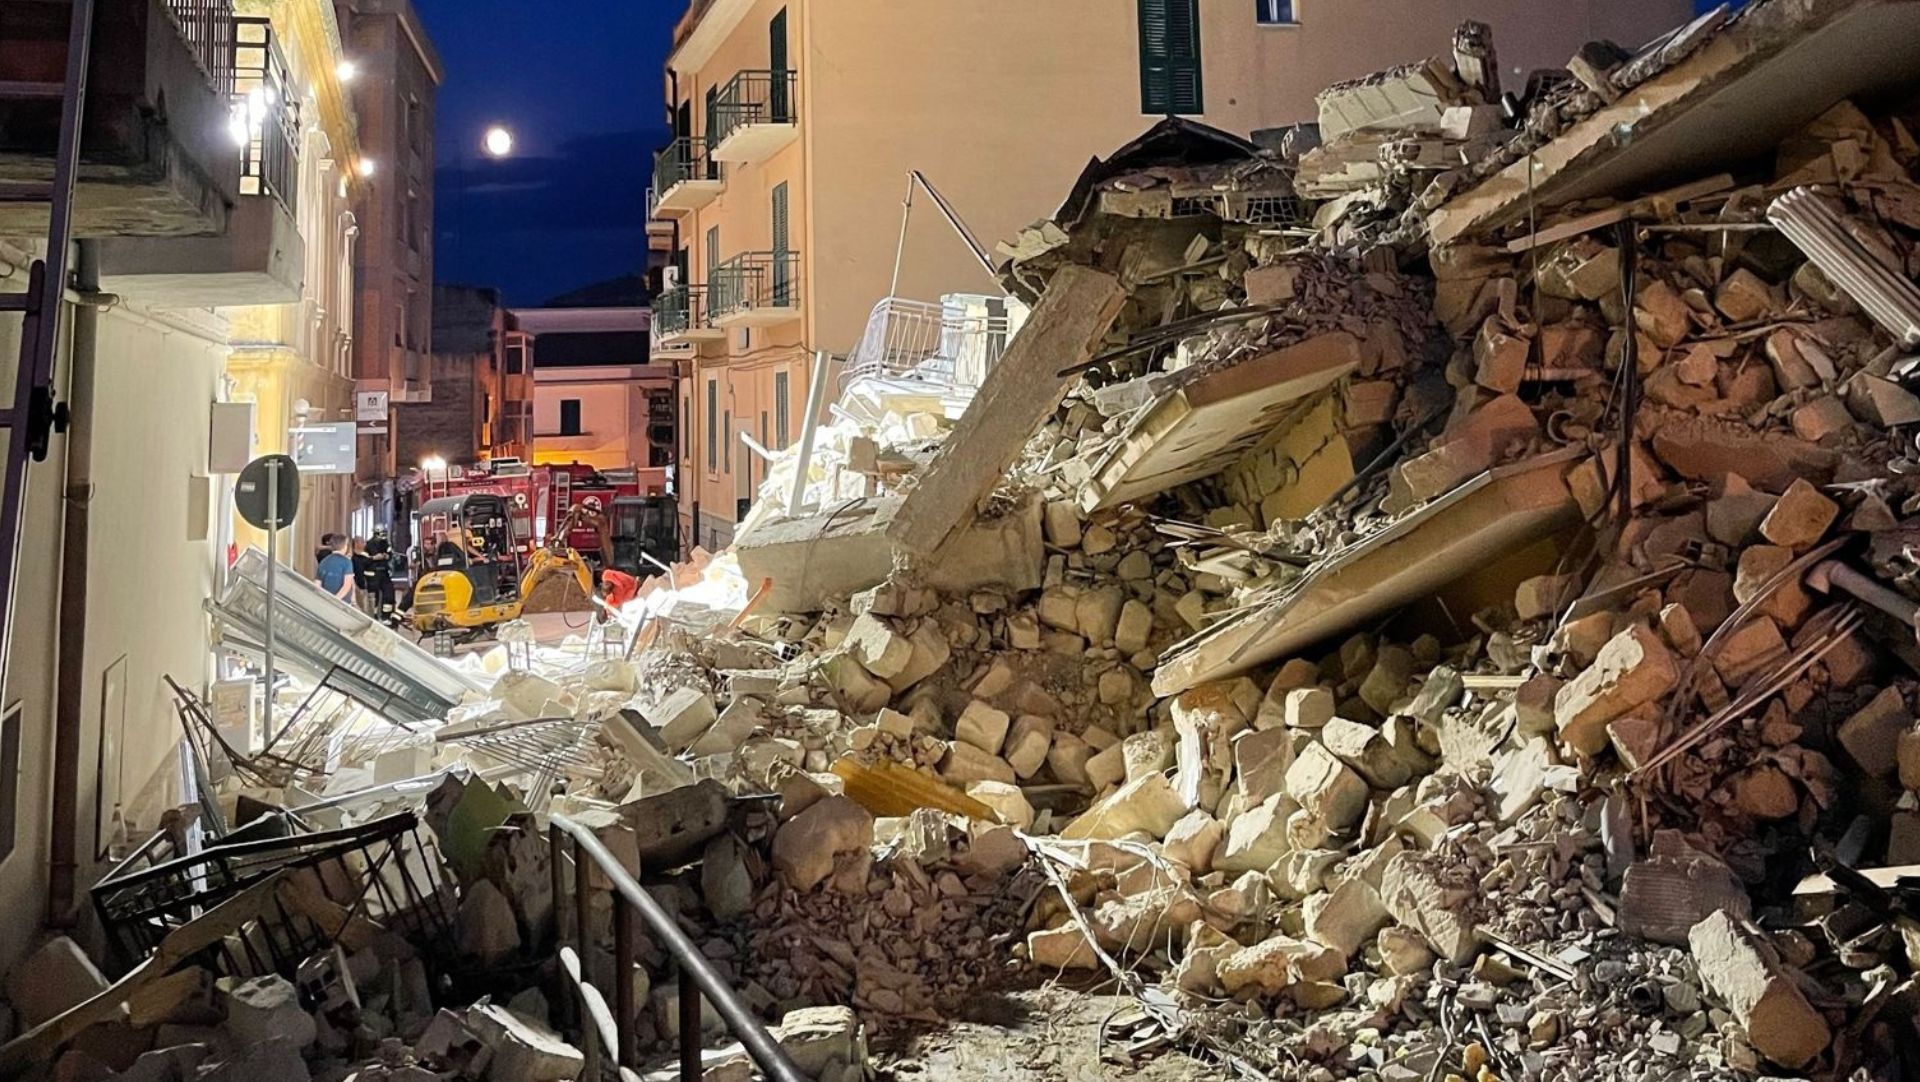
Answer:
626 778 730 867
1048 732 1096 789
1027 925 1099 970
1688 911 1831 1070
1075 586 1126 646
1233 726 1295 804
1845 372 1920 427
1043 500 1083 548
645 686 719 752
1062 773 1186 841
1217 934 1345 996
1514 573 1582 621
1634 279 1692 348
966 781 1035 831
1377 926 1436 976
455 879 523 966
1791 396 1856 443
701 834 755 922
1514 674 1561 736
1488 737 1556 822
844 614 912 679
1114 600 1153 655
1472 320 1529 394
1731 766 1799 819
1002 714 1053 779
1283 687 1336 729
819 653 891 713
1304 877 1391 959
887 622 952 691
1658 603 1703 658
1320 718 1411 789
1216 796 1291 875
953 699 1011 756
1710 617 1787 689
1758 478 1839 551
1379 852 1481 965
940 741 1017 786
223 974 317 1050
1554 624 1678 756
1358 644 1416 716
4 936 109 1029
1121 728 1176 782
770 1005 869 1080
1839 685 1907 777
1284 743 1369 830
1714 268 1775 323
467 1003 586 1081
772 796 875 892
191 1039 310 1082
1083 740 1126 791
1162 809 1224 873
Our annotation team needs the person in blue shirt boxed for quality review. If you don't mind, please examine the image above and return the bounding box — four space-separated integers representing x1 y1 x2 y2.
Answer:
316 534 355 603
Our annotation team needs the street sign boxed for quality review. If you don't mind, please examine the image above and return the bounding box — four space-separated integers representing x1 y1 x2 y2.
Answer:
290 422 357 475
234 454 299 531
356 388 390 422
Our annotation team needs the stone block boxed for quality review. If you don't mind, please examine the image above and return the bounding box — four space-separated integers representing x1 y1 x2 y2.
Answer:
1162 809 1224 873
4 936 109 1029
645 686 719 752
1283 687 1336 729
1215 796 1291 875
1553 624 1678 755
467 1003 585 1082
222 974 316 1051
1758 478 1839 551
1027 925 1099 970
1062 773 1186 841
1379 853 1481 964
1114 600 1153 655
1002 714 1053 779
1688 911 1831 1070
954 699 1012 755
1320 718 1411 789
1710 617 1787 689
1839 686 1907 777
940 742 1017 786
1233 726 1295 804
772 796 875 892
1514 573 1582 621
1284 744 1369 830
966 781 1035 831
1304 878 1390 958
844 614 912 679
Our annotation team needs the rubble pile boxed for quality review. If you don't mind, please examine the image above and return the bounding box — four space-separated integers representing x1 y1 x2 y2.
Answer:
13 3 1920 1080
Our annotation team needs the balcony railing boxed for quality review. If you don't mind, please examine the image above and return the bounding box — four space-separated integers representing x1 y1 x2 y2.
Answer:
709 250 799 326
710 69 798 162
232 16 298 214
651 137 723 215
653 283 724 343
843 295 1018 392
163 0 237 98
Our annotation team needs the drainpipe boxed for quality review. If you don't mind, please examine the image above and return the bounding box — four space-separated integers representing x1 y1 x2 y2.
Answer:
50 240 101 925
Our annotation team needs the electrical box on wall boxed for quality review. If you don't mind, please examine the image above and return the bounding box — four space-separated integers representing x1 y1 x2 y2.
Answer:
208 401 256 473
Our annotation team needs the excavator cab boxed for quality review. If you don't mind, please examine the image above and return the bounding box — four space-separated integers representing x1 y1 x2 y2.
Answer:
609 495 680 576
408 494 525 638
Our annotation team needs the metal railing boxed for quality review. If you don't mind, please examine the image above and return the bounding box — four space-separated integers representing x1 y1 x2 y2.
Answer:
232 16 299 213
547 815 806 1081
162 0 237 97
710 250 799 320
653 136 720 196
712 69 798 146
653 283 710 338
842 294 1016 390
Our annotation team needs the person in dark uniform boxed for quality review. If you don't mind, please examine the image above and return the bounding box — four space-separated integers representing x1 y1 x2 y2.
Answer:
365 530 397 622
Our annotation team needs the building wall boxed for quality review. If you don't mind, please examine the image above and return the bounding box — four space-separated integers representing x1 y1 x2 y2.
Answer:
344 0 441 495
533 365 676 474
661 0 1692 547
0 263 226 974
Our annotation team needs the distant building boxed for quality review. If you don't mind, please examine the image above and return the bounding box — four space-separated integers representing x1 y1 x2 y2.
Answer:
339 0 443 521
517 285 675 487
399 285 531 472
651 0 1694 548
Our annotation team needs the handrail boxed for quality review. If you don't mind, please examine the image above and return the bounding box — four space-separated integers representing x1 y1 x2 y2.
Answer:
548 813 808 1082
712 68 797 146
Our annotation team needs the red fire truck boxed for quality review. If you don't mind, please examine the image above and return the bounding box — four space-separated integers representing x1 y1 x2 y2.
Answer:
424 459 669 565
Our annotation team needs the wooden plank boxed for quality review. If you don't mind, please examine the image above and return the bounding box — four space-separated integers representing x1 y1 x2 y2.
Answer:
887 265 1127 555
1084 332 1360 511
1152 451 1581 695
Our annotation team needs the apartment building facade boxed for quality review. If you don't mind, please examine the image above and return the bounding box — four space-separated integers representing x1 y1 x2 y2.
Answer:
0 0 372 972
399 284 533 471
339 0 441 520
517 304 675 484
650 0 1693 549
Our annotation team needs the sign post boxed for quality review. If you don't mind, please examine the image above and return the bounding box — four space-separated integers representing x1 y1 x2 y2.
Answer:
235 454 300 744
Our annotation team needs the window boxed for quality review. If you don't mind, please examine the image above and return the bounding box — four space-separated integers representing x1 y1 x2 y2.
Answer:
683 394 693 460
774 371 791 448
559 399 582 437
769 8 790 122
1138 0 1203 115
722 409 731 474
705 225 721 299
393 302 406 348
1255 0 1296 24
505 338 525 374
706 380 718 471
771 182 791 305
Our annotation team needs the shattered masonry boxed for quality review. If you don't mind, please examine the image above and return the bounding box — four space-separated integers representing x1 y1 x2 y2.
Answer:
10 1 1920 1080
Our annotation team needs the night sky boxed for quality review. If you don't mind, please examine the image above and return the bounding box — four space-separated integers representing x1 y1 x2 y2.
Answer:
415 0 686 306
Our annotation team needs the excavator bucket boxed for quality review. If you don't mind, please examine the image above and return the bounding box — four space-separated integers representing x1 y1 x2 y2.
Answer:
519 550 595 614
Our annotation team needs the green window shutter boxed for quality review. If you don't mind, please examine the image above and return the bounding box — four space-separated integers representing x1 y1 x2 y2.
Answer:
1139 0 1203 115
771 182 790 306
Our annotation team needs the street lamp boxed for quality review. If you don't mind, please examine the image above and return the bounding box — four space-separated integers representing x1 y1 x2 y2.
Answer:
420 455 447 473
483 125 514 158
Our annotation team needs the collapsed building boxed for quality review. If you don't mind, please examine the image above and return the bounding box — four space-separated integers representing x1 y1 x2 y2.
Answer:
10 0 1920 1079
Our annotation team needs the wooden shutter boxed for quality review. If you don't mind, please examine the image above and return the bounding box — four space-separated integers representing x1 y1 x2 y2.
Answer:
771 182 790 305
769 8 790 122
1138 0 1203 115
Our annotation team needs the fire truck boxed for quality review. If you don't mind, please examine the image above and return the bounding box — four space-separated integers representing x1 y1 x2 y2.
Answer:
423 459 669 566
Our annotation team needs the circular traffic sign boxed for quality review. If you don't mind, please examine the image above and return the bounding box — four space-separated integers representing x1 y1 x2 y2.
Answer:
234 454 301 531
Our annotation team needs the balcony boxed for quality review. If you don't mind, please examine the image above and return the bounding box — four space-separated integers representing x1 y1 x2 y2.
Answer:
653 284 724 345
94 12 303 304
650 137 722 216
709 251 799 328
843 294 1022 393
709 69 798 165
0 0 244 237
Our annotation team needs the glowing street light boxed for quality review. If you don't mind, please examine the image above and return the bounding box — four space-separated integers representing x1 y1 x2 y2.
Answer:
482 126 514 158
420 455 447 473
336 58 359 83
357 158 376 178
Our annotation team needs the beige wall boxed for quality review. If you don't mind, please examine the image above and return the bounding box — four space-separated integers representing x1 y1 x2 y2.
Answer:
0 271 226 974
534 366 676 474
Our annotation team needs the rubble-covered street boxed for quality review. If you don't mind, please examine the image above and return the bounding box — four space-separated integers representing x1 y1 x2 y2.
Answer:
11 1 1920 1081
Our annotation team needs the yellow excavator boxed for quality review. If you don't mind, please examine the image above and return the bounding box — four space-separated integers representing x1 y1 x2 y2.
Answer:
406 493 600 640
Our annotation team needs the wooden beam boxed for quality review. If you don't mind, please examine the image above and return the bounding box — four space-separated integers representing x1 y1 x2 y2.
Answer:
886 265 1127 556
